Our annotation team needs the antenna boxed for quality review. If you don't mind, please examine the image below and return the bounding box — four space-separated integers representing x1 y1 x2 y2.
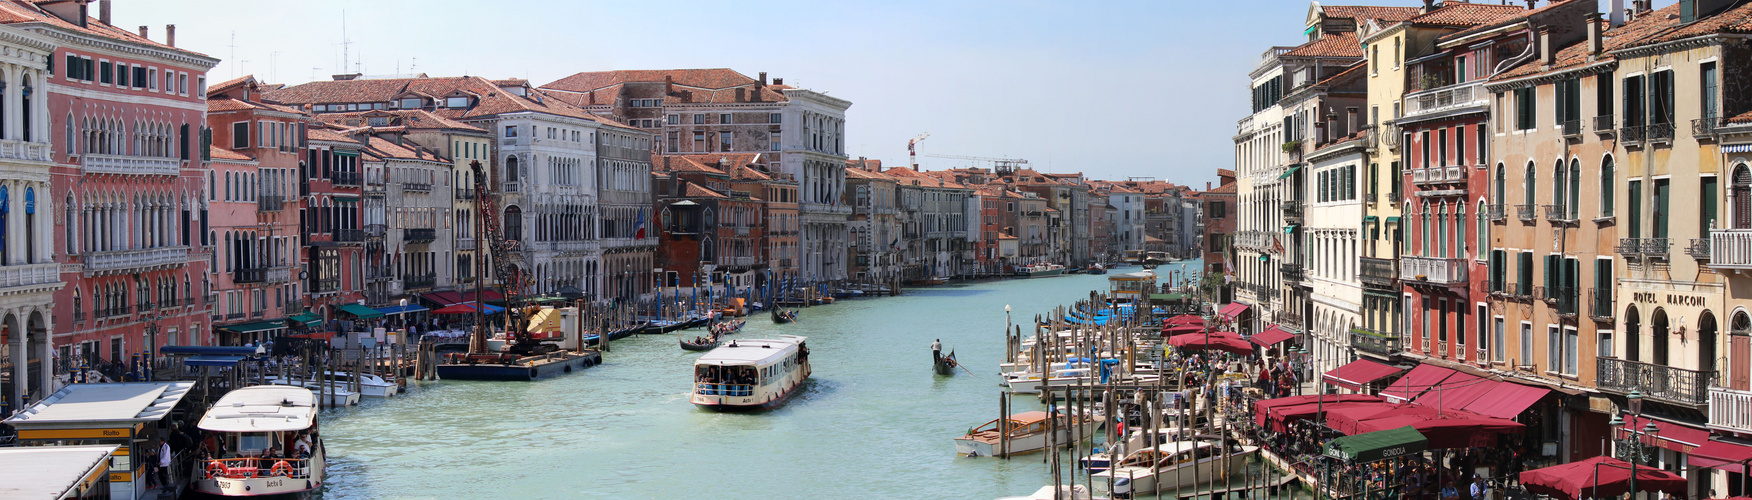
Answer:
310 67 321 82
227 31 238 79
340 10 352 75
269 51 283 83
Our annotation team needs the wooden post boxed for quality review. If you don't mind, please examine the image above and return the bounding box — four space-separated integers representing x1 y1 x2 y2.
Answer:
999 391 1009 458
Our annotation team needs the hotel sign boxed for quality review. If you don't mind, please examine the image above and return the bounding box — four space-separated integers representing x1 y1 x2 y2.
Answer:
1630 291 1708 307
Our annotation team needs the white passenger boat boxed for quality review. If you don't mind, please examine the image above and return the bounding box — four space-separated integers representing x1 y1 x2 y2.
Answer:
954 411 1096 457
193 385 326 496
1090 440 1257 497
263 376 364 406
1015 263 1067 277
995 485 1100 500
690 335 811 411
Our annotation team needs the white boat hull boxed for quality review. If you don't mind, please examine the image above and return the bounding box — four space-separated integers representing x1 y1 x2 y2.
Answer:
954 421 1096 457
194 450 325 497
1092 447 1256 496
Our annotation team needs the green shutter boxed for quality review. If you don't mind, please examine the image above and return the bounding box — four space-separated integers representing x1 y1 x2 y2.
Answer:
1654 179 1670 239
1703 176 1719 235
1628 180 1642 238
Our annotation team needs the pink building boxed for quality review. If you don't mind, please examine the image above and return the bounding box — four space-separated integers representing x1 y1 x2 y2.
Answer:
205 76 305 345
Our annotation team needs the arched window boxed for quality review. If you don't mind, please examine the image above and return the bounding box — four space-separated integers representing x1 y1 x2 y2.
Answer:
1524 161 1537 207
506 155 520 183
25 187 36 262
1494 163 1505 208
504 206 523 241
1602 156 1616 218
1625 305 1641 362
1420 202 1431 257
1477 201 1489 252
1456 203 1467 258
1734 164 1752 229
1553 159 1566 215
1568 158 1580 219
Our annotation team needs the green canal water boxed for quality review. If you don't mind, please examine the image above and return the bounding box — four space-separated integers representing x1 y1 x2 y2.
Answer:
315 262 1207 500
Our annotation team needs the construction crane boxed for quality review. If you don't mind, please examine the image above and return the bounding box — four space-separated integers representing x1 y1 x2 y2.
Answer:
456 160 550 363
920 153 1029 175
907 132 930 170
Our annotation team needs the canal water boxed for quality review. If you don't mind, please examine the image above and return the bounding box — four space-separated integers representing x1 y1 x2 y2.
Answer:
316 262 1210 499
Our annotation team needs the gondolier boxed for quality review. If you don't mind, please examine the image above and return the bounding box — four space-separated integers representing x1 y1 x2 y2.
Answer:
931 339 942 357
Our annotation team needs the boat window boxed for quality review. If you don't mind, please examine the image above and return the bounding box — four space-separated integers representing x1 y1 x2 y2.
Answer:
238 433 271 455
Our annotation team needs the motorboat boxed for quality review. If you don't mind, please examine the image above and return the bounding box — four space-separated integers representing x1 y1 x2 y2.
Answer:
1079 426 1195 473
1090 440 1257 497
1014 263 1067 277
954 410 1096 457
994 485 1098 500
263 377 362 406
192 385 325 496
271 370 397 398
690 336 811 411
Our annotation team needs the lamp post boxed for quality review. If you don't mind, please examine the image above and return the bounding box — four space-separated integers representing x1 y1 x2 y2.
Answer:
1608 389 1662 500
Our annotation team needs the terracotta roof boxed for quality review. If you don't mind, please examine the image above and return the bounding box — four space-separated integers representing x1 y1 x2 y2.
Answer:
1217 168 1236 177
1285 32 1363 58
1492 4 1687 81
731 165 773 181
206 96 305 115
846 158 882 171
844 167 894 181
662 153 764 172
208 75 254 96
362 135 444 163
305 126 354 144
208 146 253 162
265 75 598 122
1407 2 1528 27
683 183 728 199
1728 109 1752 125
1319 5 1422 23
543 69 758 93
1438 0 1584 44
0 1 215 60
1614 2 1752 50
659 156 730 176
316 110 485 132
1207 182 1238 195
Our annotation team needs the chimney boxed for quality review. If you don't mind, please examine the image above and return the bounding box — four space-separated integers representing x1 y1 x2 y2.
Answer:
1587 12 1603 57
773 77 783 86
1611 0 1625 26
139 26 148 39
1422 0 1435 13
1525 0 1536 9
99 0 110 26
1206 182 1212 191
759 72 768 86
664 75 674 94
1346 107 1359 137
1539 28 1554 66
735 88 746 102
166 25 176 47
587 90 595 105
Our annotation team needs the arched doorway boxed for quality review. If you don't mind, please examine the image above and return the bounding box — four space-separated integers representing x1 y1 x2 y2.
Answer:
1652 308 1670 366
1625 305 1641 362
1699 311 1718 377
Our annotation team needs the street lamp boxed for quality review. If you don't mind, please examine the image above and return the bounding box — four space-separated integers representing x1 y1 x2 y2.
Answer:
1609 389 1662 500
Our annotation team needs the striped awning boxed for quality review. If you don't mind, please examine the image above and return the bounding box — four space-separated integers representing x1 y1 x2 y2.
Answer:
1725 143 1752 154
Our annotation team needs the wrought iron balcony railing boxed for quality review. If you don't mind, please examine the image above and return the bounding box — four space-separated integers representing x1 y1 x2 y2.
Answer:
1360 256 1396 287
1589 288 1615 322
1647 122 1675 143
1486 204 1505 221
1560 119 1581 138
1593 115 1615 136
1350 327 1402 357
1687 238 1711 259
404 228 437 242
1621 125 1646 145
329 172 361 186
1597 357 1713 407
1516 204 1536 221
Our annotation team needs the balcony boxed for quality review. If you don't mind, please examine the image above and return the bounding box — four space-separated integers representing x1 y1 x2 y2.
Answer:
1486 204 1505 221
1360 256 1396 287
403 182 433 192
1597 357 1713 408
83 247 187 276
257 195 284 212
1709 386 1752 434
1709 230 1752 269
457 238 476 251
454 188 476 201
80 153 179 176
1593 115 1615 136
329 172 361 186
723 256 760 268
333 229 363 243
1686 238 1711 259
234 267 267 284
402 273 436 289
1402 81 1487 120
1275 309 1302 330
315 277 340 294
1515 204 1537 221
1283 200 1304 223
1621 125 1646 145
1351 327 1403 357
1281 262 1304 283
1400 255 1467 285
365 223 387 238
1623 237 1671 259
0 139 50 162
267 267 292 283
1694 117 1725 140
778 258 793 268
1561 119 1581 138
1506 282 1536 299
404 228 437 242
1543 205 1572 223
1589 288 1614 322
1647 122 1674 143
0 262 60 291
1545 286 1578 317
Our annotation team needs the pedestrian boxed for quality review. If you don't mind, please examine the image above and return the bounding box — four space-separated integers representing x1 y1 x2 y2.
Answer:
1469 475 1489 500
158 439 172 487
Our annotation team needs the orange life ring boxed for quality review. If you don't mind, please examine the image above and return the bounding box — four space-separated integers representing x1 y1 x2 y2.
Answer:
206 460 229 478
271 460 293 477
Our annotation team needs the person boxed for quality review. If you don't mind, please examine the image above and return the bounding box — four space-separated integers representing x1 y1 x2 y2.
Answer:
931 339 942 357
1440 475 1459 500
295 433 312 458
1469 475 1488 500
158 439 172 487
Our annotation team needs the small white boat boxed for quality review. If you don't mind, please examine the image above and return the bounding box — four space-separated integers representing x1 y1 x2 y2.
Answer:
1090 441 1257 497
1015 263 1067 277
1079 426 1194 473
954 411 1096 457
192 385 326 496
319 371 399 397
264 376 363 406
995 485 1100 500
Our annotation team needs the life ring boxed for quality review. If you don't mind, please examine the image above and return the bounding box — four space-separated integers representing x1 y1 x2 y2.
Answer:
206 460 229 478
271 460 293 477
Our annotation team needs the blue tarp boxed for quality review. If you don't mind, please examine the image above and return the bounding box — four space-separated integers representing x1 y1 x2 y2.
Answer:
184 355 248 367
375 304 430 315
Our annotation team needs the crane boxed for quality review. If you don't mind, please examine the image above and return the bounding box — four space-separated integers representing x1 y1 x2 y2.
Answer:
907 132 930 171
455 159 549 363
920 153 1029 175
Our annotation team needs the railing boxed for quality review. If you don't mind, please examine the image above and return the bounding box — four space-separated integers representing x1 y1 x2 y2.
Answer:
0 139 50 162
234 267 269 284
1597 357 1713 407
1281 263 1303 283
1364 191 1377 203
1543 205 1570 222
1546 286 1578 316
1516 204 1536 221
456 238 476 251
1400 255 1468 285
1485 204 1505 221
315 278 340 294
1350 327 1402 357
1506 282 1536 298
778 258 793 267
1694 117 1725 139
1561 119 1581 137
403 182 433 192
204 457 317 480
365 224 387 238
267 267 292 283
1709 386 1752 434
83 246 187 275
329 172 361 186
1360 256 1396 286
1283 201 1303 223
402 273 436 289
1621 125 1646 145
1403 81 1486 118
454 188 476 201
333 229 363 243
695 383 755 397
1686 238 1711 259
0 262 60 290
80 153 180 176
257 195 283 212
1638 238 1671 259
1589 288 1614 322
1593 115 1615 135
723 256 759 267
404 228 437 242
225 311 245 320
72 309 85 322
1647 122 1674 143
1712 230 1752 269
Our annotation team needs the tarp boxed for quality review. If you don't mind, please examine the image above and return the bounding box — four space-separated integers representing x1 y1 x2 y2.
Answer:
1689 440 1752 474
1460 381 1549 419
1519 456 1687 500
287 312 322 326
1217 303 1249 320
1412 372 1497 411
1381 364 1458 403
1250 326 1296 346
1253 394 1384 427
183 355 248 367
375 304 430 316
1324 426 1427 463
220 321 284 334
526 308 562 333
1323 359 1403 391
1616 415 1711 453
1355 414 1524 449
431 302 506 315
339 304 385 320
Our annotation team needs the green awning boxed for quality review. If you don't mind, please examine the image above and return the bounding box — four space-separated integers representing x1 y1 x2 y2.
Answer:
1150 293 1188 301
221 321 285 334
1277 165 1303 180
1364 215 1379 224
1284 224 1299 233
1385 216 1402 224
288 312 322 326
1324 426 1428 463
339 304 385 320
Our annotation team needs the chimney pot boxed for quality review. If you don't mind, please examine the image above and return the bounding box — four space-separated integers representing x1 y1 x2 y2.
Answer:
1346 106 1360 137
665 75 674 94
99 0 110 26
1539 28 1554 65
1611 0 1625 25
166 25 176 47
139 26 148 39
735 88 746 102
759 72 767 86
773 77 783 86
1587 12 1603 56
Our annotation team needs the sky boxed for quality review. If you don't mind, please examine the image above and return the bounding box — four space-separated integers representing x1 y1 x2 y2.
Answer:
111 0 1673 191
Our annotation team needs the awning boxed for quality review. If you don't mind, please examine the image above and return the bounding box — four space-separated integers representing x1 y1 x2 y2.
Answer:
1460 381 1550 419
1689 440 1752 473
1386 216 1401 224
421 291 465 306
1253 394 1384 428
431 302 506 315
1283 224 1298 234
184 355 248 367
1381 364 1458 403
1250 326 1296 346
1217 303 1250 320
1267 402 1389 432
1165 315 1205 325
1355 414 1524 449
460 290 505 303
1166 331 1254 355
1278 165 1303 180
1323 359 1403 391
1325 426 1428 463
1325 402 1424 435
287 312 322 326
1413 372 1497 411
375 304 430 316
1617 415 1711 453
287 332 336 340
1363 215 1379 224
220 321 284 334
339 304 385 320
1520 456 1687 500
1162 324 1205 335
1150 293 1188 301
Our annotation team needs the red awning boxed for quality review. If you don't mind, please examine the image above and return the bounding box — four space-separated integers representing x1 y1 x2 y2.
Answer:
1689 440 1752 474
1520 456 1687 500
1381 364 1458 403
1251 326 1297 346
422 291 465 306
1617 415 1712 453
1266 402 1386 432
1167 331 1253 355
1460 381 1550 419
1413 372 1498 411
1217 303 1249 320
1253 394 1384 427
1323 359 1403 391
1165 315 1205 325
1355 414 1523 449
1162 324 1206 335
1324 403 1430 435
287 332 336 340
461 290 505 302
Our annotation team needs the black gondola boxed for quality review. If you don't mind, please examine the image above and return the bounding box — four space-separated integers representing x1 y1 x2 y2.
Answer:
932 349 958 375
771 307 797 324
710 319 746 336
607 322 649 340
680 336 720 351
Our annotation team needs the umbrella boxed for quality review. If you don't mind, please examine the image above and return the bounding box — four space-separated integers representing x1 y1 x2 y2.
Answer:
431 302 505 315
1167 331 1253 355
1252 394 1384 427
1519 456 1687 500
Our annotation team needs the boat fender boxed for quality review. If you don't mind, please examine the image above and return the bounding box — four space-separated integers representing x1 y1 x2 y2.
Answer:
529 368 539 378
206 460 229 478
271 460 293 476
307 480 313 490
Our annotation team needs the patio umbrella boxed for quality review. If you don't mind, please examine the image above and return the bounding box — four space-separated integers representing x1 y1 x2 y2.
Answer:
1252 394 1384 428
431 302 505 315
1167 331 1254 356
1519 456 1687 500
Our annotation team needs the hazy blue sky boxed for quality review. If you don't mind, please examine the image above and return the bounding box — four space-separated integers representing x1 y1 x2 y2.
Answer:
113 0 1670 190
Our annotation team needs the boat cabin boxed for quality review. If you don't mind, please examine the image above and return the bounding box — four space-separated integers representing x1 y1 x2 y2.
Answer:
969 411 1052 440
692 337 809 398
197 386 321 483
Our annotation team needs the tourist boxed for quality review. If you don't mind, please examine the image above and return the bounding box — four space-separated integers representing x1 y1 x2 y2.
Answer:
1469 475 1489 500
158 439 173 487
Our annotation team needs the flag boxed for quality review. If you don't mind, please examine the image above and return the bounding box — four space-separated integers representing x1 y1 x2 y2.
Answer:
891 237 901 251
634 208 647 239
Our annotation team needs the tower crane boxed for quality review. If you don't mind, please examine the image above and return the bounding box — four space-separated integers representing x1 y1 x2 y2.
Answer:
920 153 1029 175
907 132 930 170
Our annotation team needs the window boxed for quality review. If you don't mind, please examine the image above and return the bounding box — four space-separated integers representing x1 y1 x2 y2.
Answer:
693 114 705 124
1454 126 1465 166
1547 325 1561 371
1520 322 1533 367
232 122 249 148
1420 131 1430 169
1207 201 1226 219
719 131 731 151
1438 129 1448 167
693 131 705 151
448 97 468 108
1597 73 1614 121
99 60 112 84
1624 75 1646 127
667 114 678 125
1653 178 1670 238
719 113 730 124
132 66 147 89
116 63 127 87
1518 251 1533 294
1704 175 1719 234
1598 330 1613 358
1651 70 1675 126
1476 124 1487 164
1629 179 1643 238
1554 77 1580 128
1702 62 1719 124
769 113 782 124
1493 317 1505 362
1601 156 1615 217
1524 161 1536 207
1514 86 1537 130
504 125 517 137
399 98 421 109
148 68 157 90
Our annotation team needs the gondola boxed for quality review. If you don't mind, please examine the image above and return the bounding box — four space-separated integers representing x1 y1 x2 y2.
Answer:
679 335 720 351
771 307 797 324
933 349 959 375
608 322 649 340
711 319 746 336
